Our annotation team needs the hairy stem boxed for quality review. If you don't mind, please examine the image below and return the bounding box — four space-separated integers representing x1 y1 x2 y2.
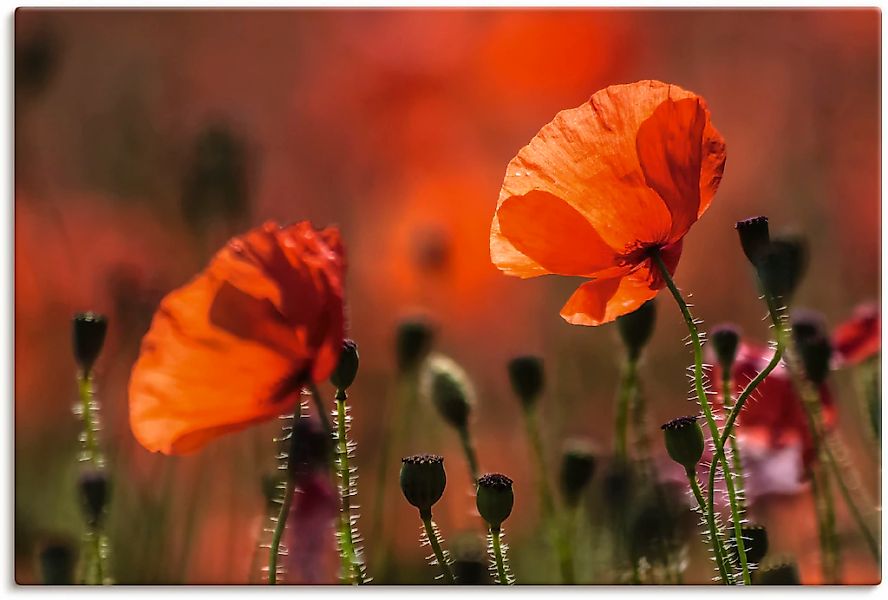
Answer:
687 471 731 584
421 516 455 584
267 478 295 585
457 426 480 486
614 358 638 461
490 527 513 585
335 390 365 584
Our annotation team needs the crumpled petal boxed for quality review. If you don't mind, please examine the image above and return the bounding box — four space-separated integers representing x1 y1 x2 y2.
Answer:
129 221 345 455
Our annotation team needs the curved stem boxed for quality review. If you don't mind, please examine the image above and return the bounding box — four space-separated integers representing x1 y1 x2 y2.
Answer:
490 527 512 585
267 478 295 584
335 391 365 584
421 516 455 584
309 383 332 439
687 471 731 585
651 250 735 584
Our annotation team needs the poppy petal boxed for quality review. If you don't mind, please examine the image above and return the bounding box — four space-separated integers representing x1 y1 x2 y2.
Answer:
636 96 726 241
495 190 621 277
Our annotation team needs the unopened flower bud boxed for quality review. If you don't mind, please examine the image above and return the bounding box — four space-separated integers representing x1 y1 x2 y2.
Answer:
754 560 800 585
507 356 544 409
755 235 808 302
78 468 109 527
37 540 76 585
288 418 330 481
709 323 741 373
601 459 635 511
735 216 771 266
330 339 359 391
733 523 769 565
400 454 446 518
791 310 833 385
396 318 435 373
616 299 656 360
476 473 514 531
559 440 596 507
661 416 704 473
424 355 473 430
72 312 108 374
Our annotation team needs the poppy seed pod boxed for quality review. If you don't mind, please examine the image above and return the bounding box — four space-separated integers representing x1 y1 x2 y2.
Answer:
288 418 331 481
754 561 801 585
559 440 597 507
400 454 446 518
78 468 109 527
616 299 657 360
709 323 741 373
424 355 473 430
330 339 359 391
72 312 108 374
661 416 705 473
396 318 435 373
733 523 769 565
755 235 809 302
476 473 514 531
791 310 833 385
507 356 544 409
37 541 76 585
735 216 771 266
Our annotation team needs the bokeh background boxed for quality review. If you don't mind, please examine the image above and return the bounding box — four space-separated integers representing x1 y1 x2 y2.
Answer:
15 8 880 584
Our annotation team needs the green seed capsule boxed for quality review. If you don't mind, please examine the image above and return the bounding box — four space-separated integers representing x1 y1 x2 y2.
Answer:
616 299 657 360
735 216 771 266
330 339 360 391
400 454 446 518
507 355 544 409
661 416 705 473
476 473 514 531
72 312 108 374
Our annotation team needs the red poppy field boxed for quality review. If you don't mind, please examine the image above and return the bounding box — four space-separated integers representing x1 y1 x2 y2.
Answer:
13 8 881 586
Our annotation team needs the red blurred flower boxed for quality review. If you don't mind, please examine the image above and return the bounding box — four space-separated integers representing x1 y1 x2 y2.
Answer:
283 471 340 584
490 80 726 325
128 221 345 455
715 343 837 470
833 302 880 366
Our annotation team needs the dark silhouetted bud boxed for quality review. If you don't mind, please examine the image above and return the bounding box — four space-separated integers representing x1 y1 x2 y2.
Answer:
628 484 688 565
288 418 331 481
755 235 808 302
72 312 108 374
754 560 800 585
476 473 514 531
661 416 705 473
791 310 833 385
78 468 109 527
507 356 544 409
559 440 597 507
15 25 60 99
710 323 741 373
451 534 490 585
400 454 446 518
735 216 771 266
396 318 435 373
330 339 359 391
601 459 635 511
424 355 473 430
37 540 76 585
616 299 657 360
732 523 769 565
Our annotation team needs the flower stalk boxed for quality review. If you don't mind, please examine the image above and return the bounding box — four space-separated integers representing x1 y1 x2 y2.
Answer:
334 388 366 584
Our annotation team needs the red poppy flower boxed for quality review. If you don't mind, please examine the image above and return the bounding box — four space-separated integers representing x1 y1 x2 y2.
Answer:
490 80 726 325
715 343 837 470
833 302 880 366
128 221 345 455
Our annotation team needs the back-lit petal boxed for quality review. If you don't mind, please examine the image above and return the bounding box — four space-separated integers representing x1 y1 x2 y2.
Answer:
129 221 345 455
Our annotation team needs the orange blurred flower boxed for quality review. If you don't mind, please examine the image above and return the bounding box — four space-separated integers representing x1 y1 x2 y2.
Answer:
490 80 726 325
833 302 880 366
128 221 345 455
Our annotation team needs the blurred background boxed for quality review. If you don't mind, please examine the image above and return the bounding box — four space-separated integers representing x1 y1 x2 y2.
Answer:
14 8 879 584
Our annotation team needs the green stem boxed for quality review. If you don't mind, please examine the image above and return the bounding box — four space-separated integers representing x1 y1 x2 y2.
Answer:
267 478 295 584
457 426 480 486
651 250 735 584
490 527 512 585
421 516 455 584
522 406 573 583
722 376 747 514
335 390 365 584
614 357 638 461
687 471 731 585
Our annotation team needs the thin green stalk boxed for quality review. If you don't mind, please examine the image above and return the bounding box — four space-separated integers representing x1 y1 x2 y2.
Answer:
457 426 480 486
267 478 295 585
722 376 747 513
651 250 737 584
335 390 365 584
489 527 513 585
421 516 455 584
614 358 638 461
522 406 573 583
686 471 731 584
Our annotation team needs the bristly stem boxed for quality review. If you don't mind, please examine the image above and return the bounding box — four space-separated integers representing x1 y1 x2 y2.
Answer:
421 516 455 584
614 357 638 461
334 388 366 584
457 426 480 486
722 376 747 513
489 527 514 585
651 250 736 584
267 476 295 585
522 405 573 583
686 471 731 584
